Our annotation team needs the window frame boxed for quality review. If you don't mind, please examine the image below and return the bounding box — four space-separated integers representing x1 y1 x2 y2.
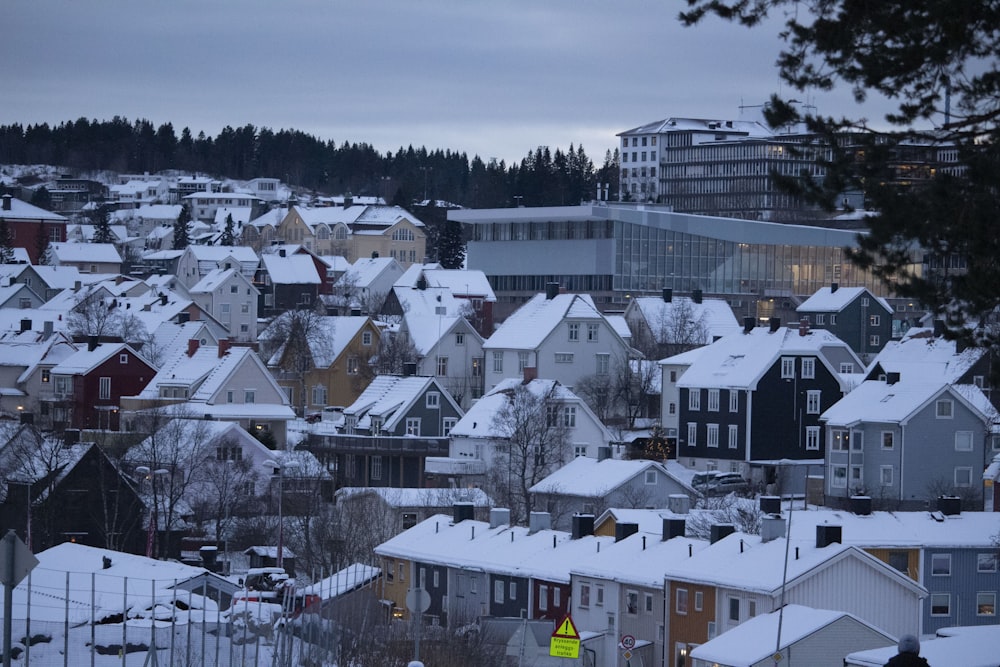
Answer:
931 553 952 576
801 357 815 379
780 357 794 378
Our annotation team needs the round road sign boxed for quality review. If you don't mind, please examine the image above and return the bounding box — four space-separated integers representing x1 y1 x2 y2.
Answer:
621 634 636 650
405 587 431 613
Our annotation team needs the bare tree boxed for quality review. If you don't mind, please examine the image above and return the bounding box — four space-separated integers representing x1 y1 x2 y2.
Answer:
633 298 710 360
576 354 658 431
369 326 420 377
259 306 335 416
67 288 152 348
687 495 763 539
190 440 258 547
487 382 571 525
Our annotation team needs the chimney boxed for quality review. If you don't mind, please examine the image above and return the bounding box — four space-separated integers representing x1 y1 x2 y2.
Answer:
615 522 639 542
662 517 686 541
667 493 690 515
571 514 595 539
830 282 838 293
816 524 842 548
453 502 474 524
528 511 551 534
278 248 286 257
199 545 219 572
692 289 703 304
937 495 961 516
760 514 787 543
743 317 755 334
402 361 417 376
87 335 99 352
662 288 672 303
416 276 427 290
160 294 168 306
489 508 511 529
177 311 190 324
64 428 81 447
522 366 537 383
886 371 900 385
798 317 809 336
545 282 560 300
73 280 82 291
759 496 781 515
596 446 612 461
769 317 781 333
710 523 735 544
850 495 872 516
42 320 53 340
2 194 11 211
187 339 200 357
371 251 379 259
217 338 231 357
19 318 31 333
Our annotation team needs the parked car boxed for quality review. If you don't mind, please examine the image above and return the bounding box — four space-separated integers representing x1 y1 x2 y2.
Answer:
692 470 726 489
703 473 750 496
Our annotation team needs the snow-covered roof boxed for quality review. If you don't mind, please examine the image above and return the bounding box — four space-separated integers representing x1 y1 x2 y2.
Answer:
335 486 492 508
846 625 1000 667
260 315 370 368
0 196 67 222
260 253 320 285
344 374 457 432
618 117 773 138
821 379 998 426
676 326 858 389
51 342 150 375
183 244 258 264
797 285 891 313
341 257 402 288
870 327 986 383
449 378 586 439
395 286 479 355
49 242 122 264
31 264 85 289
395 265 496 300
189 267 248 294
529 457 670 497
629 295 742 343
786 507 1000 549
690 605 892 667
300 563 381 598
570 528 709 588
484 292 605 351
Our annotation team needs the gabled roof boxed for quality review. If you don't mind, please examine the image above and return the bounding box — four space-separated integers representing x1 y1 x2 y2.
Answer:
182 244 259 264
484 292 605 351
569 529 709 588
395 264 496 300
301 563 381 598
450 378 598 439
628 295 742 343
49 242 122 264
797 285 891 313
260 253 321 285
821 379 998 427
0 196 67 222
529 457 674 497
335 486 492 508
341 257 402 288
260 315 371 368
676 326 859 390
189 267 248 294
869 327 985 383
51 342 152 375
395 286 483 355
344 374 461 432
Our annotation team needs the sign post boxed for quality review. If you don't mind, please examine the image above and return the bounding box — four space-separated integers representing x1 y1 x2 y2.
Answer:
1 530 38 667
549 614 581 659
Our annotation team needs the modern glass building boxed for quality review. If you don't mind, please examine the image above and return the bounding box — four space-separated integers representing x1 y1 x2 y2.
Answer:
450 204 912 319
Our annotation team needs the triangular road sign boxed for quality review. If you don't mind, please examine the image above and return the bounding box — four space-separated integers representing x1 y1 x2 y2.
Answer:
552 614 580 639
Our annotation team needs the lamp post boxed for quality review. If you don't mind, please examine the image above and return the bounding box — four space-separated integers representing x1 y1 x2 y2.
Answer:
136 467 169 558
265 459 299 570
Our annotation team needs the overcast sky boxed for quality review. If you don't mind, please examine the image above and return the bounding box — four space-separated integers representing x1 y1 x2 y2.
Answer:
3 1 895 166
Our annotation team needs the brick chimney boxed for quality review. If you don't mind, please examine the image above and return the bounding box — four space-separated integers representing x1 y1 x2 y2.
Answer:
522 366 537 383
218 338 231 357
188 339 200 357
799 317 810 336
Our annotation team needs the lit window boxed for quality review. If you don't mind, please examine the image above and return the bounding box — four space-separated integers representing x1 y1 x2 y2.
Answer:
347 356 359 375
977 592 996 616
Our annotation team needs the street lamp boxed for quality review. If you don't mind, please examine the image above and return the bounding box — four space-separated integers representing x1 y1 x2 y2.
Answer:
264 459 299 570
136 466 169 558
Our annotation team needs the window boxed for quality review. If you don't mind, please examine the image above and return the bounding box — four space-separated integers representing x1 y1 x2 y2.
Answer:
888 551 908 573
931 553 951 576
816 314 826 324
955 431 973 451
839 362 855 373
99 376 111 399
728 390 738 412
41 369 50 383
494 580 504 604
216 446 242 461
406 418 421 436
119 354 129 364
676 588 689 614
626 590 638 615
936 399 953 418
539 585 548 611
728 424 739 449
881 431 895 449
454 331 464 346
728 597 740 622
245 390 255 403
568 323 579 341
645 470 657 485
227 390 234 403
579 583 591 608
687 423 697 447
436 356 448 376
781 357 794 378
586 323 599 341
801 358 815 378
241 302 250 314
880 465 894 486
562 406 577 428
830 314 837 324
443 418 457 436
688 390 701 410
492 351 503 373
644 593 653 613
806 390 821 414
977 592 996 616
669 403 676 415
805 427 820 450
555 353 574 363
574 445 587 457
426 392 440 409
748 600 756 618
595 585 604 606
694 591 703 611
832 465 848 488
930 593 950 616
371 456 382 480
518 351 529 372
509 581 517 599
362 331 373 346
850 465 863 487
707 389 720 411
221 303 230 314
347 356 359 375
955 467 973 487
402 513 417 530
596 353 609 375
311 385 327 406
230 284 238 294
707 424 719 448
978 553 998 572
869 334 880 347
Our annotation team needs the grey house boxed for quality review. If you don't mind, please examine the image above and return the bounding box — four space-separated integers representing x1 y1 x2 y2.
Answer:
822 376 998 509
529 456 696 531
797 284 893 362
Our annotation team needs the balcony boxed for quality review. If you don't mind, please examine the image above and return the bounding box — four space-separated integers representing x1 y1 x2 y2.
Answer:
308 433 450 456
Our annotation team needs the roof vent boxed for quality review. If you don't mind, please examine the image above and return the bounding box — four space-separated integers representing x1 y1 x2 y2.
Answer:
528 511 551 535
615 522 639 542
850 495 872 516
816 524 842 548
662 288 672 303
453 502 474 524
545 282 560 300
937 495 961 516
571 514 595 539
760 514 786 543
662 517 686 541
743 317 755 334
710 523 735 544
489 508 511 528
769 317 781 333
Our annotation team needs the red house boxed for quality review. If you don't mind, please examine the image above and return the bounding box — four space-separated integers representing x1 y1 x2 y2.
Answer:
1 195 68 264
48 341 156 431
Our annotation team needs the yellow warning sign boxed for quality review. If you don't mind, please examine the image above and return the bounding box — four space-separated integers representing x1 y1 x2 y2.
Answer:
552 615 580 639
550 636 581 659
